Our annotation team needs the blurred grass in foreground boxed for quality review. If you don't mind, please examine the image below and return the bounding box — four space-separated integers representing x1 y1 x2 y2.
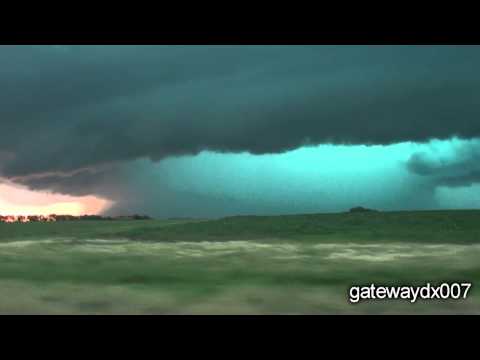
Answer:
0 210 479 314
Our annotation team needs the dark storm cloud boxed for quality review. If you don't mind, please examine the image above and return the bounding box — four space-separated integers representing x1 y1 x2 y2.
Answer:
12 167 119 197
406 139 480 187
2 45 480 179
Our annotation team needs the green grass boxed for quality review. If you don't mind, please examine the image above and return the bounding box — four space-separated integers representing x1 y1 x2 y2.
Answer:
0 219 201 242
1 210 480 314
2 210 479 244
114 210 480 243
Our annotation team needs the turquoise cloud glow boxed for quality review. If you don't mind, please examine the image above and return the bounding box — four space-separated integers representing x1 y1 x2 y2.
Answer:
104 138 479 218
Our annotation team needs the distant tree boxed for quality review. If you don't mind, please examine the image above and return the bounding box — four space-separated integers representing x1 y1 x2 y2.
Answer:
132 214 152 220
349 206 378 213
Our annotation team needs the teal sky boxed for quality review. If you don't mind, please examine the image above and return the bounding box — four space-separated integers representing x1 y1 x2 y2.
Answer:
105 137 479 218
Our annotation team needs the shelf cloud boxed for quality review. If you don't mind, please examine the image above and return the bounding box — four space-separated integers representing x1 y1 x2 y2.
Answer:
2 45 480 178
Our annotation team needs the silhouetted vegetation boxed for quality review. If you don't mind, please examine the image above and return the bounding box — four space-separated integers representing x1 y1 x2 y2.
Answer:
0 214 152 223
349 206 379 213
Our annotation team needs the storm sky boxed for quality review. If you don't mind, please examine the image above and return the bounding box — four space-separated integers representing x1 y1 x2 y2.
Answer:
1 45 480 217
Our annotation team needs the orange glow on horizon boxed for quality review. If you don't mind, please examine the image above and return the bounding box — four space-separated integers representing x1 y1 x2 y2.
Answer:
0 183 113 216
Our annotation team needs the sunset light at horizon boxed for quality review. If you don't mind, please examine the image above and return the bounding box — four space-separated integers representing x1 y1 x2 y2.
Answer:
0 183 112 216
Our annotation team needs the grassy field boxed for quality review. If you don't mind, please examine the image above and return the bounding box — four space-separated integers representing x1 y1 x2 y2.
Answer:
1 210 480 314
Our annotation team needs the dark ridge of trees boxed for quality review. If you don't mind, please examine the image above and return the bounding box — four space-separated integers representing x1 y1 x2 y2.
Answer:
348 207 379 213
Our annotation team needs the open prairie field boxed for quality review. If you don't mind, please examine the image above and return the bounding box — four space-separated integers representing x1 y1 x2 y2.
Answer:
1 210 480 314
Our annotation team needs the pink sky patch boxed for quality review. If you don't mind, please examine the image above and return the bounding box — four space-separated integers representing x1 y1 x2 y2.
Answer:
0 183 112 216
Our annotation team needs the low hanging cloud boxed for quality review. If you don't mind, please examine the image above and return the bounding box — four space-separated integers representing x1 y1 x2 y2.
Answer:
2 45 480 180
406 138 480 188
